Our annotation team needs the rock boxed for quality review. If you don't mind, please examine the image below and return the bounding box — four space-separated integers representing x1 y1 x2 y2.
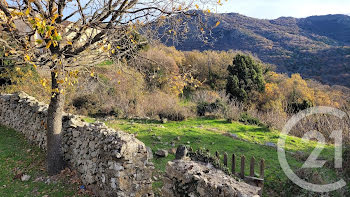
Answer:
111 178 117 189
45 178 51 184
162 160 261 196
175 145 188 160
161 118 168 124
156 149 168 157
21 174 31 182
229 133 239 139
265 142 277 148
146 146 153 160
72 130 80 138
33 177 44 182
186 141 190 144
168 148 177 154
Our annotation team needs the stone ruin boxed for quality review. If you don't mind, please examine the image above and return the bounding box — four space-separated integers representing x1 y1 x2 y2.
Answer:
0 92 153 197
162 146 262 197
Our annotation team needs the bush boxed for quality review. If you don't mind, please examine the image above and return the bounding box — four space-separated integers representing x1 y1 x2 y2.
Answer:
196 102 212 116
158 107 188 121
239 112 264 126
71 94 100 116
140 91 192 121
192 90 229 117
65 65 145 118
191 90 221 104
224 100 243 122
196 99 227 117
287 100 313 113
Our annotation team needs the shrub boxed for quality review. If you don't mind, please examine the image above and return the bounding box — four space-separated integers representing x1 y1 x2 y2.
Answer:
140 91 192 121
65 65 145 118
192 90 229 117
283 168 326 197
196 99 227 117
239 112 264 126
71 94 100 116
191 90 221 104
287 99 313 113
224 100 243 122
158 107 188 121
196 102 212 116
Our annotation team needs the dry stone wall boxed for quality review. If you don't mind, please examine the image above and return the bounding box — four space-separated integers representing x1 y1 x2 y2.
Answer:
0 92 153 197
162 159 261 197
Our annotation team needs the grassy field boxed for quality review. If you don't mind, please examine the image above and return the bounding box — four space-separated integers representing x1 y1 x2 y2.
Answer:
0 125 89 197
94 117 344 196
1 117 346 196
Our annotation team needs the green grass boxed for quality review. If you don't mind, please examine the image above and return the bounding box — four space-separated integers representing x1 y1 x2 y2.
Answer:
94 117 343 196
0 125 87 197
96 60 114 67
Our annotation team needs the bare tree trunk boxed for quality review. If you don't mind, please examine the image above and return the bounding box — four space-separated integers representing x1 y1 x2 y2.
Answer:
47 70 66 175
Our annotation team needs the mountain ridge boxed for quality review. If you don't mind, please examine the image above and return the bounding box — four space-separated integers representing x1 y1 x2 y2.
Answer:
162 12 350 87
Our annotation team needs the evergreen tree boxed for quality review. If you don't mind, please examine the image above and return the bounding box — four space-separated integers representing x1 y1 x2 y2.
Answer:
226 54 265 102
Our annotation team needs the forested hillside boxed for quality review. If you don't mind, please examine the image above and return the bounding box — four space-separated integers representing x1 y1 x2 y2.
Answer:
162 12 350 87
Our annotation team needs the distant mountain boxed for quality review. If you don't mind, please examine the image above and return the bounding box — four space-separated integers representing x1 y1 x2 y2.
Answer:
162 12 350 87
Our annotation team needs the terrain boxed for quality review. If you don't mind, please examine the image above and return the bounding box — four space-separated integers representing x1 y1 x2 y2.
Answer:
162 12 350 87
84 117 344 196
0 125 90 196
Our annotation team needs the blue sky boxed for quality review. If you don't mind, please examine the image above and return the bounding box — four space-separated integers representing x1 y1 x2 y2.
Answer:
217 0 350 19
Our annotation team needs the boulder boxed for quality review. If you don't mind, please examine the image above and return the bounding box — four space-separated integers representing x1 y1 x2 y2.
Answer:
155 149 168 157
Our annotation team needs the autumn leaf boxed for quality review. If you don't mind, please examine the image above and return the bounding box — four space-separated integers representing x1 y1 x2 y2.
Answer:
35 39 43 44
215 21 220 27
51 14 58 23
40 79 47 87
24 55 31 61
25 8 30 16
46 41 52 49
31 62 37 69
